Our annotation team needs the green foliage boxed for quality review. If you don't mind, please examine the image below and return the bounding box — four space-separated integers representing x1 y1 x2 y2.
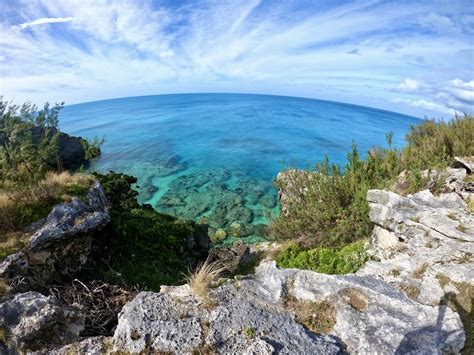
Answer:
84 172 208 290
82 136 104 160
0 99 64 187
269 114 473 250
275 240 369 274
269 144 396 247
402 113 473 171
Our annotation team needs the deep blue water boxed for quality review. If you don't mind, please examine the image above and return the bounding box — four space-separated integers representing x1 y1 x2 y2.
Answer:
60 93 421 243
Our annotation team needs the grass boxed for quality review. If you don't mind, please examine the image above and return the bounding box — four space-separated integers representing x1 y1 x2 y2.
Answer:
186 258 227 303
411 263 428 279
283 295 336 334
0 172 93 260
457 223 468 234
275 239 368 274
448 212 459 221
244 327 256 339
399 283 421 301
338 287 369 311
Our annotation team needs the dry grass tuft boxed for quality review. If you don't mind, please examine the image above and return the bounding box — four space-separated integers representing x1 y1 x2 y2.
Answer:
0 278 10 298
186 259 227 303
399 283 421 301
411 263 429 279
51 279 135 336
338 287 369 311
284 296 337 334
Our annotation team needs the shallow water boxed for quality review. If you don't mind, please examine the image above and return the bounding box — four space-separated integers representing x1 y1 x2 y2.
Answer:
60 93 421 243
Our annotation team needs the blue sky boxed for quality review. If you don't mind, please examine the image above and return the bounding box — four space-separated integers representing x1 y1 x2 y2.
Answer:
0 0 473 118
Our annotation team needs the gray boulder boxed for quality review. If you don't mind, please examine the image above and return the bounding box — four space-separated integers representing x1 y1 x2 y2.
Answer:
111 259 464 354
0 182 109 287
49 336 112 354
113 283 344 354
242 261 465 354
0 292 84 352
361 186 473 307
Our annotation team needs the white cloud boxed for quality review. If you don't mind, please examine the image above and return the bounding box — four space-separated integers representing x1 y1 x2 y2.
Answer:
0 0 473 118
14 17 73 30
397 78 424 92
393 98 455 116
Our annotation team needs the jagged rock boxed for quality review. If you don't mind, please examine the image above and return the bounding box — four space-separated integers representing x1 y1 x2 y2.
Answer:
241 261 465 354
30 126 89 170
0 292 84 352
0 182 110 287
110 259 464 354
452 156 474 174
360 186 473 309
113 282 344 353
49 336 112 354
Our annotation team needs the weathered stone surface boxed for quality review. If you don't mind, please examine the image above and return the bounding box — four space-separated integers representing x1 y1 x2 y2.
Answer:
113 292 204 353
49 336 112 354
361 186 474 307
111 258 465 354
113 281 344 354
30 181 109 250
241 261 465 354
452 156 474 174
0 292 84 352
0 182 109 286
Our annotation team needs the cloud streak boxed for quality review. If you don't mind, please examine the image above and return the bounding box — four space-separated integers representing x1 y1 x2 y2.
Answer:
15 17 74 30
0 0 472 118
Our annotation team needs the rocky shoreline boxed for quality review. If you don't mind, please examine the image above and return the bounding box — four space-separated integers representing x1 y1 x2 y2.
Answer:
0 158 472 353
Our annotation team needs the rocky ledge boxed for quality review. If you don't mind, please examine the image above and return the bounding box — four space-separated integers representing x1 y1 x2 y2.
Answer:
44 259 464 354
0 181 110 290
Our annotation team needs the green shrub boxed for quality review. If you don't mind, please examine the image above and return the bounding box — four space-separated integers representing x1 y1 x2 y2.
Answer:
275 240 368 274
269 114 473 249
0 100 63 188
269 145 396 247
82 136 104 161
83 172 208 290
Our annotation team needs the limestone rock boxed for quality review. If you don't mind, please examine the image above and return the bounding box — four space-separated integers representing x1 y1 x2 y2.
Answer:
0 182 110 287
452 156 474 174
241 261 465 354
0 292 84 352
361 186 473 307
113 283 344 354
50 336 112 354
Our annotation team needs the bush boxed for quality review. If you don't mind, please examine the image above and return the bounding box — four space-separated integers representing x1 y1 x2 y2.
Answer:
275 240 368 274
0 100 63 188
269 114 473 250
83 172 208 290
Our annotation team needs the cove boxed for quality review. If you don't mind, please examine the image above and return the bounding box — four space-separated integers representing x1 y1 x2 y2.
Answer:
59 93 421 243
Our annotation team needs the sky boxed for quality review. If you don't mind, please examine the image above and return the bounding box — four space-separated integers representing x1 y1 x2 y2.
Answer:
0 0 473 118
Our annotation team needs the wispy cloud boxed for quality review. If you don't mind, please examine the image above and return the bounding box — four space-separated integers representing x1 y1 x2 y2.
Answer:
0 0 472 118
14 17 74 30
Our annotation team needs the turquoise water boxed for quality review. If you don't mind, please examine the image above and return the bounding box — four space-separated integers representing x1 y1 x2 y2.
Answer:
60 93 421 243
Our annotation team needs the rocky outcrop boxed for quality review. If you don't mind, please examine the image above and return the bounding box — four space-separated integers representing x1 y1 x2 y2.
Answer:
0 292 84 351
0 182 109 288
358 176 473 307
50 336 112 354
113 275 344 354
104 260 464 354
30 126 92 170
